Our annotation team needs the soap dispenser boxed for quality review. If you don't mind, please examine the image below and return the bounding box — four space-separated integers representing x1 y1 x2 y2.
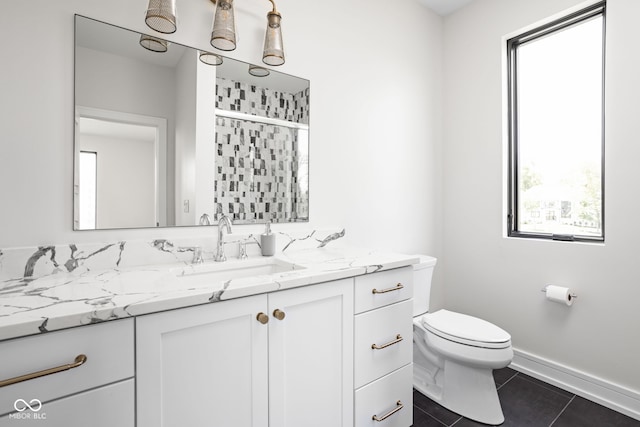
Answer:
260 222 276 256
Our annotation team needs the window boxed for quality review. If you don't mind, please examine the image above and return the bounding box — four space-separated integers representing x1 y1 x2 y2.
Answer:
79 151 97 230
507 2 605 242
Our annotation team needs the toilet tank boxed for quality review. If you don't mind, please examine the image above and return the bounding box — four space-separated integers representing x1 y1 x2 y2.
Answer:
412 255 437 317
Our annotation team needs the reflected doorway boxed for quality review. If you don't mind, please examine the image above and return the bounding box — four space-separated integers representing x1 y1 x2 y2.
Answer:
74 107 167 229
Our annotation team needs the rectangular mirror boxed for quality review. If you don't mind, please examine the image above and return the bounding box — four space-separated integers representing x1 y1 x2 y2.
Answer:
74 15 309 230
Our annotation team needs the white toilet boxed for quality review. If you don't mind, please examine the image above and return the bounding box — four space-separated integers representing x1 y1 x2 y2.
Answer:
412 256 513 425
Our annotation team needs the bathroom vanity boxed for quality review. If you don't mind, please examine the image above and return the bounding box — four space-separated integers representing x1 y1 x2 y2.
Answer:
0 248 417 426
136 278 353 427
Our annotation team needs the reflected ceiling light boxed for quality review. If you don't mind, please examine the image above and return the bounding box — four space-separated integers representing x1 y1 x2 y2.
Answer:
144 0 177 34
210 0 237 51
262 0 284 66
139 34 169 52
199 51 224 65
248 64 270 77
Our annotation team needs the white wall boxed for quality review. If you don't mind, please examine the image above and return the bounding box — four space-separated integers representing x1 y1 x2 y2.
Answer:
174 48 198 226
442 0 640 394
194 59 217 223
0 0 443 277
75 46 176 123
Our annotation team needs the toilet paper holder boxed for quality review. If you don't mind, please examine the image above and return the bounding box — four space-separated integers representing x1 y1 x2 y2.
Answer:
540 285 578 299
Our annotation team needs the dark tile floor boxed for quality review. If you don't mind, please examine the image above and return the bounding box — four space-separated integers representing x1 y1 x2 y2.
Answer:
412 367 640 427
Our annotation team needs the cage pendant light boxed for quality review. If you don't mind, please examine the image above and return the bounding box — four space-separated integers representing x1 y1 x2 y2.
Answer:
248 64 270 77
199 51 224 65
139 34 169 52
144 0 177 34
262 1 284 66
210 0 237 51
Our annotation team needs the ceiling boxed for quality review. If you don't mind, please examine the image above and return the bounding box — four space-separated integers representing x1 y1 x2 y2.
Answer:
418 0 475 16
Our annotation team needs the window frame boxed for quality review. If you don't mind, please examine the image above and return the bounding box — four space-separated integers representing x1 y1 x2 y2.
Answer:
507 1 606 243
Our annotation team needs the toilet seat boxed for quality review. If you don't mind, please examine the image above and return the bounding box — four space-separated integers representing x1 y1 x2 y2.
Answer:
421 310 511 349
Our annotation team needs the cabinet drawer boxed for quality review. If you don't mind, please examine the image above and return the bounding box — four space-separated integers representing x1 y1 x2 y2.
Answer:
0 319 134 416
354 267 413 314
354 364 413 427
0 379 134 426
354 300 413 388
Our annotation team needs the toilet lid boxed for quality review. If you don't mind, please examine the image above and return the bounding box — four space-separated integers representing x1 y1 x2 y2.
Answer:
422 310 511 349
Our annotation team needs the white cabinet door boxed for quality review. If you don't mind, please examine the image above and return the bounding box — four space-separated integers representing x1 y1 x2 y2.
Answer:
268 278 354 427
136 279 354 427
136 295 269 427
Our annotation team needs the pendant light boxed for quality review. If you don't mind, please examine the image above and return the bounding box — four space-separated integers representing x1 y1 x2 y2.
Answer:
141 0 287 65
210 0 237 51
144 0 177 34
199 51 224 65
248 64 270 77
139 34 169 52
262 0 285 66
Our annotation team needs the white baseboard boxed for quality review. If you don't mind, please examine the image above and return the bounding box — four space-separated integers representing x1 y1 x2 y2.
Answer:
510 348 640 421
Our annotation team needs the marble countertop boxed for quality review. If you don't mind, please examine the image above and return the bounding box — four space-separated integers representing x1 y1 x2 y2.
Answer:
0 246 418 342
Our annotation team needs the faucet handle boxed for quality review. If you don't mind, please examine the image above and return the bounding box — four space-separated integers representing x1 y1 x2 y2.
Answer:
238 241 248 260
238 239 259 260
192 246 204 264
199 213 211 225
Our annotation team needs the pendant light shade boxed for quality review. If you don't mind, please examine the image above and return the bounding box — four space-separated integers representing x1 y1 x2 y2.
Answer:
262 9 284 66
248 64 270 77
199 51 224 66
139 34 168 52
144 0 177 34
210 0 237 51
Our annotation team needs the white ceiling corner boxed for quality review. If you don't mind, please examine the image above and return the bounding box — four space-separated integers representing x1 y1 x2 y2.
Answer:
417 0 475 16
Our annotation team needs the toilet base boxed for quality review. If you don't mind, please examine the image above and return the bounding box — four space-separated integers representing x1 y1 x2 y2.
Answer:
414 359 505 426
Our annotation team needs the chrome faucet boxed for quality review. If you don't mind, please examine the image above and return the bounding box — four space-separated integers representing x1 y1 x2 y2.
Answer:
214 215 233 262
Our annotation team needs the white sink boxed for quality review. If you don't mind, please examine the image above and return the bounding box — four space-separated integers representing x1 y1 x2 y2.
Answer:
172 258 306 285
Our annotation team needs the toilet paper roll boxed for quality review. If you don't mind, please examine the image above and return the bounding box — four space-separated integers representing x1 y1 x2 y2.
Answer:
545 285 574 306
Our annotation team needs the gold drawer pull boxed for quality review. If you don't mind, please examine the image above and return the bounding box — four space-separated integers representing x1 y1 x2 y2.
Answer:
0 354 87 388
371 334 403 350
372 400 404 422
372 283 404 294
273 309 286 321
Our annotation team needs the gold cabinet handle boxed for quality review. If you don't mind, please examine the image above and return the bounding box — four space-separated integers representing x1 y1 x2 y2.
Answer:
0 354 87 388
372 400 404 422
371 334 403 350
273 309 286 321
256 312 269 324
372 283 404 294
